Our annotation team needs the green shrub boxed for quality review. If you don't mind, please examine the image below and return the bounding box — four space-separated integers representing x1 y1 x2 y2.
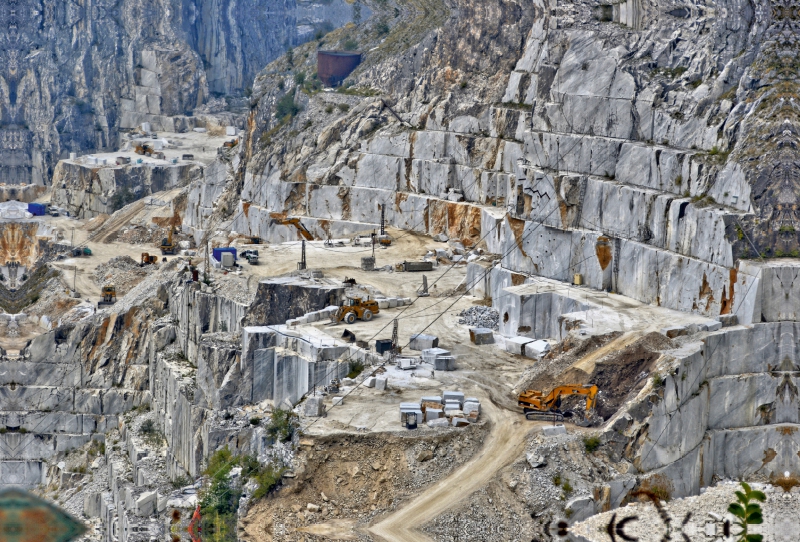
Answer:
249 417 262 426
337 103 350 112
205 446 234 478
728 481 765 542
140 420 156 435
294 71 306 85
583 436 601 453
251 463 286 500
342 38 358 51
266 409 297 442
275 92 300 120
652 373 664 388
347 361 364 379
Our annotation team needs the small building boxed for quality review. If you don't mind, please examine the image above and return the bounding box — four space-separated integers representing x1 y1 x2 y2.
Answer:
27 202 46 216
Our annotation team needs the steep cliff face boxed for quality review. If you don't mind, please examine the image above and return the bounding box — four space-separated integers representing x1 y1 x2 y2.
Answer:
0 0 356 187
188 0 798 322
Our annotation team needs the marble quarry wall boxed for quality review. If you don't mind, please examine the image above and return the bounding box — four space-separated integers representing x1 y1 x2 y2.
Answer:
607 322 800 500
51 160 203 219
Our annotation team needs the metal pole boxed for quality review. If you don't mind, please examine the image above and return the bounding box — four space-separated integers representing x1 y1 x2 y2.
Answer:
204 241 209 282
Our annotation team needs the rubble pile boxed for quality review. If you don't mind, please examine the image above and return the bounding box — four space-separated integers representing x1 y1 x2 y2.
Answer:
458 306 500 330
210 273 256 305
26 277 87 325
117 225 161 245
242 424 489 539
92 255 150 295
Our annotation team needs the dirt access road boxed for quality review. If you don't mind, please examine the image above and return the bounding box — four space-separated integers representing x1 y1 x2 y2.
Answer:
368 401 530 542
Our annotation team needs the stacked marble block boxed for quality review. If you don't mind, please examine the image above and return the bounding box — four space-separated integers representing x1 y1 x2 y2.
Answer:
287 306 339 326
375 297 412 309
422 347 456 371
399 391 480 427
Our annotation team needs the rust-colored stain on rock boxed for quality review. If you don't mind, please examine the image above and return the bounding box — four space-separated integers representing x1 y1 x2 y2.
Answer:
595 236 612 271
720 267 738 315
242 202 251 218
511 273 526 286
761 448 777 468
507 216 527 257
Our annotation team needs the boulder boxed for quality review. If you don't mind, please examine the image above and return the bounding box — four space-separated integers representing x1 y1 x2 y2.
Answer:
565 495 595 524
505 335 533 355
427 418 450 428
409 334 439 350
434 356 456 371
421 347 450 364
304 396 324 417
524 340 551 358
469 328 494 345
526 453 547 468
135 491 157 517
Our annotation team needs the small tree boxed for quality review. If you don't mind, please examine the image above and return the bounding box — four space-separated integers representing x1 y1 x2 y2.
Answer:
728 482 765 542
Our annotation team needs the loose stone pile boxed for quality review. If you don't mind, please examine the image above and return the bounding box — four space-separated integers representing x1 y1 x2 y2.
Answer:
93 255 150 295
458 306 500 330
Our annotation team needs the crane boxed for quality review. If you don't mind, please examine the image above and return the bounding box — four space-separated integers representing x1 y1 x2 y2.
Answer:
517 384 599 422
160 208 182 255
269 213 314 241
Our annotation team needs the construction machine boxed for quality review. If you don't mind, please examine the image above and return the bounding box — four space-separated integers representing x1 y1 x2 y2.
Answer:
518 384 599 422
330 297 380 325
324 379 341 394
97 285 117 308
241 249 259 265
160 209 182 255
134 144 154 156
141 253 158 265
269 213 314 241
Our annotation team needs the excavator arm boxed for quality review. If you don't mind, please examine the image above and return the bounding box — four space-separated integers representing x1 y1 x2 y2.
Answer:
518 384 598 421
269 213 314 241
540 385 598 412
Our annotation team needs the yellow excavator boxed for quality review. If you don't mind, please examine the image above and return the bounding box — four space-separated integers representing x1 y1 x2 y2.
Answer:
160 209 182 255
518 384 599 422
135 144 154 156
269 213 314 241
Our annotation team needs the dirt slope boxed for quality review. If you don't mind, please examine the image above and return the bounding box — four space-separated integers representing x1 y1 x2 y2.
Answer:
368 402 530 541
